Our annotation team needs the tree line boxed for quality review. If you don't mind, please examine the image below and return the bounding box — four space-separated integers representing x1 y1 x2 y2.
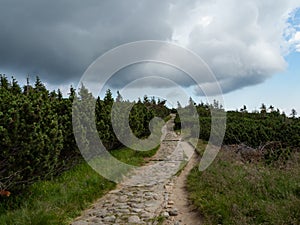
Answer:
2 74 299 193
175 99 300 164
0 75 169 193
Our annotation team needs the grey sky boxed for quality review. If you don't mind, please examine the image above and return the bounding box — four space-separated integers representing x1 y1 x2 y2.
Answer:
0 0 299 95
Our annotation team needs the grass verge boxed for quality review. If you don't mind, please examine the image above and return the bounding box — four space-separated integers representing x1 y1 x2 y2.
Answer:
0 146 159 225
187 147 300 225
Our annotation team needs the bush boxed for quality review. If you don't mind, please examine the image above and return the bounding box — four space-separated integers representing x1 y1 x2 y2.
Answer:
0 76 170 194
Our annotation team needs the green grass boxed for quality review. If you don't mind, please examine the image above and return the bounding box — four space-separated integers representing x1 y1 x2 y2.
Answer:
152 215 166 225
187 148 300 225
111 145 159 165
164 114 172 122
0 146 159 225
0 162 115 225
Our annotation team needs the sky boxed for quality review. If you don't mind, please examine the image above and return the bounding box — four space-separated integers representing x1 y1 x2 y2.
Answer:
0 0 300 114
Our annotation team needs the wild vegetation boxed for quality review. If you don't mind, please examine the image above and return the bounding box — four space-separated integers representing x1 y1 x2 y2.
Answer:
187 143 300 225
175 99 300 149
0 146 159 225
0 75 169 224
1 75 299 224
176 101 300 224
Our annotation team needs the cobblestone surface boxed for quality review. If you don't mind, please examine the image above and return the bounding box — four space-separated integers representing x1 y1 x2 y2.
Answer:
71 115 195 225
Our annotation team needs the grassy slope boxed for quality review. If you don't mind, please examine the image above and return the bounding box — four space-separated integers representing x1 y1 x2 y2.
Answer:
187 145 300 225
0 146 158 225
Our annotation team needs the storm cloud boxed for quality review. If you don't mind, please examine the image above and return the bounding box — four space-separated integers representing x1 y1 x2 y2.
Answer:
0 0 299 95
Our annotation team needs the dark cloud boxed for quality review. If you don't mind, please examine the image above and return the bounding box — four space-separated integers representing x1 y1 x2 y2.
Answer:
194 74 267 96
0 0 299 95
0 0 173 84
105 62 196 89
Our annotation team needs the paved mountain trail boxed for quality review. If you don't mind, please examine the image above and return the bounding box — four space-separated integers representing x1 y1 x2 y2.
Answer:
71 115 203 225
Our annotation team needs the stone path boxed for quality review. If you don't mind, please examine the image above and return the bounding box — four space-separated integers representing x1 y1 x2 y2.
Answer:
71 115 196 225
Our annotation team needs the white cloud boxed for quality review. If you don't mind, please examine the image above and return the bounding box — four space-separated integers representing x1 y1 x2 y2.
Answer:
292 32 300 52
169 0 300 94
295 32 300 40
287 30 300 52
